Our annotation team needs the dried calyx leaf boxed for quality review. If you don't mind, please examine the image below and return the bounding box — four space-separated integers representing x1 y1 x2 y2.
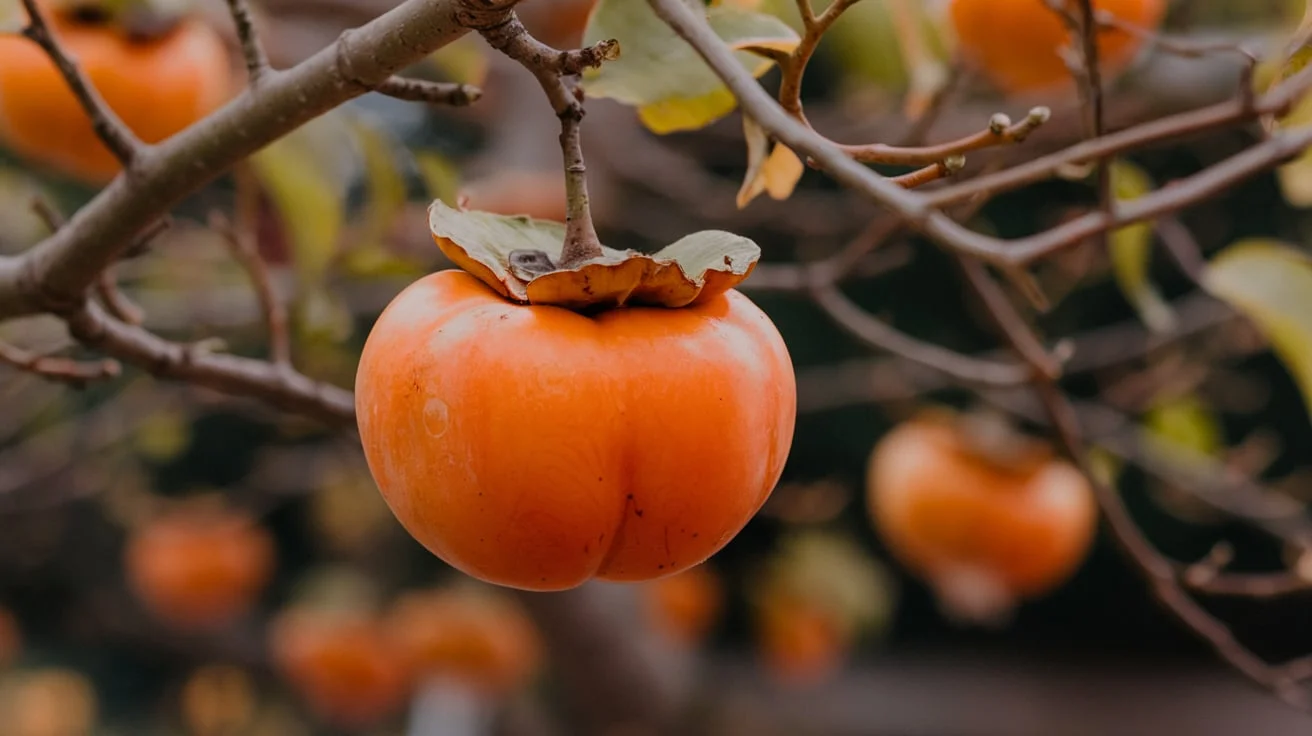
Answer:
428 199 761 310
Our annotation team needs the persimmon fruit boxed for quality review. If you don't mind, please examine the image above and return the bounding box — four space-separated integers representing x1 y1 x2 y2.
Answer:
0 1 233 184
123 506 275 631
269 608 411 729
865 413 1097 614
355 269 796 591
643 564 724 647
948 0 1166 95
383 587 541 696
756 592 850 686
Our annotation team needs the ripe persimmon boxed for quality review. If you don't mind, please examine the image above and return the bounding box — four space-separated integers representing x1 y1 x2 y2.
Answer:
123 506 275 631
756 591 849 686
383 587 541 696
643 564 724 647
0 1 233 184
866 412 1097 619
268 608 411 729
355 269 796 591
948 0 1166 95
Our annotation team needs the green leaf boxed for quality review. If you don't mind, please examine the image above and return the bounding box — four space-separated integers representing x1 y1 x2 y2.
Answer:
429 199 761 309
1202 239 1312 420
580 0 800 134
248 115 356 288
1109 160 1175 332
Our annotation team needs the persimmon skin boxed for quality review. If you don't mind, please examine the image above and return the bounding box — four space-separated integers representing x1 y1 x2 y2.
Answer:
123 508 275 631
384 589 542 696
355 270 796 591
0 9 232 184
866 416 1097 598
269 610 411 729
949 0 1166 95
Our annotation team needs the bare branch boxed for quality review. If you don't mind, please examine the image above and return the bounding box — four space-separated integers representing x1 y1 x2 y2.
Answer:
208 209 291 368
0 340 120 387
95 269 144 326
18 0 146 170
374 77 483 106
810 282 1032 386
63 301 352 425
222 0 272 82
836 108 1051 167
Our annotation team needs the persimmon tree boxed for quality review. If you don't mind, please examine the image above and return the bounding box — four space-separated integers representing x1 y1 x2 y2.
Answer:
4 0 1312 731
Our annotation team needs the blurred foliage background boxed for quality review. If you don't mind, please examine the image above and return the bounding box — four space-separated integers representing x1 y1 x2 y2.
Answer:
4 0 1312 733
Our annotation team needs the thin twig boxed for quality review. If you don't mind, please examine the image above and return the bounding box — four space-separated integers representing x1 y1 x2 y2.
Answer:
19 0 146 170
809 282 1031 386
477 15 619 268
222 0 272 82
210 168 291 367
836 108 1051 167
0 340 121 387
374 77 483 106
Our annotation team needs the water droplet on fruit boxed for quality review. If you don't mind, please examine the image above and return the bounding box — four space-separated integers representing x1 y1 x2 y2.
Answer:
423 398 449 438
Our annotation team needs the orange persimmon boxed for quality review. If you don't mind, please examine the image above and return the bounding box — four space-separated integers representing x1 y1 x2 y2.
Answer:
866 413 1097 608
948 0 1166 95
383 587 541 696
269 608 411 729
643 564 724 647
123 506 275 631
355 270 796 591
756 592 849 686
0 1 233 184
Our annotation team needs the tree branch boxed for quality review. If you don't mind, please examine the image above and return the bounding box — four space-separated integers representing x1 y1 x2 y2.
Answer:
222 0 273 83
63 301 353 425
373 77 483 106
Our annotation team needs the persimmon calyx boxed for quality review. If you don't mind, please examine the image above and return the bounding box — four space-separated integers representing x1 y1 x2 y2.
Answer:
428 199 762 310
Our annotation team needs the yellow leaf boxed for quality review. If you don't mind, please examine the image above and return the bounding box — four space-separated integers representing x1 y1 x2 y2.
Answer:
736 115 803 208
581 0 800 134
1144 394 1222 458
344 115 408 254
425 34 490 87
1202 239 1312 421
249 116 355 287
415 150 462 207
1109 159 1175 332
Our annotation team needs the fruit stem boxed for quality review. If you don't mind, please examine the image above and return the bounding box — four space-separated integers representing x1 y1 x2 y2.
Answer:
557 98 603 268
